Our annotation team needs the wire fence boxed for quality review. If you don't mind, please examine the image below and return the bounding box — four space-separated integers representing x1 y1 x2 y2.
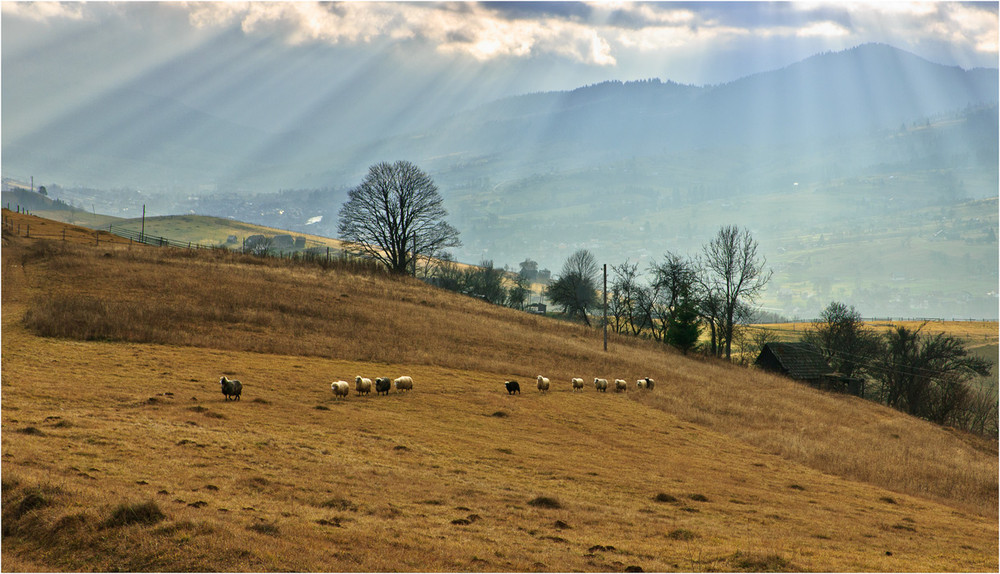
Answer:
2 208 370 265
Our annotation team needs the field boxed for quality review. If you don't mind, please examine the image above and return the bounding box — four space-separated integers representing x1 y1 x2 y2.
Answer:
2 210 997 572
32 210 350 252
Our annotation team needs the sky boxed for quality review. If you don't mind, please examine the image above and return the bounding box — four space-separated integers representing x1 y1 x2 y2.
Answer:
3 1 999 139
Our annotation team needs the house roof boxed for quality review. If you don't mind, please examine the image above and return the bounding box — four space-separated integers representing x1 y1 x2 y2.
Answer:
756 342 833 381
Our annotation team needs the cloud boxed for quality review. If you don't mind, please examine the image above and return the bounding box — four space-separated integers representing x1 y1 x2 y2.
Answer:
1 1 86 22
796 20 850 39
5 1 996 74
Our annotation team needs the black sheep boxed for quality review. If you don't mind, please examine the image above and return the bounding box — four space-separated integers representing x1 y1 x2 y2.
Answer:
375 377 392 396
504 380 521 395
219 376 242 401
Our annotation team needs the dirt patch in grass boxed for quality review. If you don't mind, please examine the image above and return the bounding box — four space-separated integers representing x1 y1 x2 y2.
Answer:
528 496 562 509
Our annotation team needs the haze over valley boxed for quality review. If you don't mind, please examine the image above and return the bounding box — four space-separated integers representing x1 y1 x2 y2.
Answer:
3 2 997 319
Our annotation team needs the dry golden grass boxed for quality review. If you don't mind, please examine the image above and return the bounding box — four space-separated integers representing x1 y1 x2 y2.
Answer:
3 210 134 246
755 320 998 347
2 213 997 572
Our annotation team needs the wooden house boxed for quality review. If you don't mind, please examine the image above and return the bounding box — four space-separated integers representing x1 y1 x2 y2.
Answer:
754 342 864 397
755 342 833 382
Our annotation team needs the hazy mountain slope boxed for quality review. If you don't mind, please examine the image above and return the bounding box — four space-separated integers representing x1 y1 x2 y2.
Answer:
377 43 998 171
691 43 999 147
4 44 995 191
5 44 996 318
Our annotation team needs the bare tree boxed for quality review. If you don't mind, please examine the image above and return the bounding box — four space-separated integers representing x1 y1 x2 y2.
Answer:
649 251 699 343
802 301 882 379
700 225 772 359
506 268 531 311
609 260 641 335
650 251 697 313
338 160 461 274
461 259 507 305
876 324 992 424
546 249 600 327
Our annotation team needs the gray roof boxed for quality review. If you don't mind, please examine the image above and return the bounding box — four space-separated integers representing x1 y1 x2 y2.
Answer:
755 342 833 381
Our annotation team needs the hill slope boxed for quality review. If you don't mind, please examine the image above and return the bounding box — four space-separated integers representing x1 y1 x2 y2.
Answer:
2 218 997 572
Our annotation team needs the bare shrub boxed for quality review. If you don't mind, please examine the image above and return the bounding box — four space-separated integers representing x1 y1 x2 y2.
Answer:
667 528 698 541
101 501 165 528
527 496 561 509
730 551 794 572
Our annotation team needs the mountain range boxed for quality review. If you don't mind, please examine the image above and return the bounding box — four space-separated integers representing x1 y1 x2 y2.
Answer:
4 43 995 191
3 43 998 319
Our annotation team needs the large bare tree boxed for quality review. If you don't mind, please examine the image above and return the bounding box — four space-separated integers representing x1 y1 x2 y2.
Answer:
547 249 600 326
338 161 461 274
701 225 772 359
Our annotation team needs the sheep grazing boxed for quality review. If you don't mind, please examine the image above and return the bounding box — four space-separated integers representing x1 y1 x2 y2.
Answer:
374 377 392 396
331 380 350 398
219 376 242 401
571 377 585 392
355 376 373 396
644 377 656 390
536 375 550 393
593 378 609 392
614 379 628 393
636 379 647 390
355 376 372 396
505 380 521 395
394 376 414 392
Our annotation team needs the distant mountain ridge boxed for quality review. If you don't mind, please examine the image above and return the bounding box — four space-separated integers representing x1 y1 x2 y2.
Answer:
408 43 997 165
2 43 995 191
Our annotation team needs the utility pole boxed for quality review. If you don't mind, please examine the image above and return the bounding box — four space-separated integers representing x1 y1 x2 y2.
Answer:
411 232 418 277
141 204 146 244
603 263 608 352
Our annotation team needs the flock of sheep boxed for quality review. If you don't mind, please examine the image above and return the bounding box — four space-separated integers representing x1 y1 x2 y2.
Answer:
331 375 413 398
221 374 655 401
504 376 655 394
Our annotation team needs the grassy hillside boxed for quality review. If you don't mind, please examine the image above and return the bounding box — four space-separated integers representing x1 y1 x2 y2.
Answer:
2 211 997 572
31 210 349 252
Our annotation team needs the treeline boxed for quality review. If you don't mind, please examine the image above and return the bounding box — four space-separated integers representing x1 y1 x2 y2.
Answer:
423 255 532 310
544 225 772 360
423 225 774 361
801 302 996 436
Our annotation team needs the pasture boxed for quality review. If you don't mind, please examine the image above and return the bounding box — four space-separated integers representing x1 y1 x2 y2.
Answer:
2 212 997 572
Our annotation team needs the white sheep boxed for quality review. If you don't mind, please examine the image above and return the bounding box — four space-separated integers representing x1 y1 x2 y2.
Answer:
331 380 350 398
614 379 628 393
394 376 413 391
355 376 372 396
571 377 585 391
355 376 374 396
536 375 550 393
636 379 647 390
593 378 609 392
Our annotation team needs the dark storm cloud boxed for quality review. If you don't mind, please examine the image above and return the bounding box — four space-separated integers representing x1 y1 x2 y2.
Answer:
482 1 594 21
